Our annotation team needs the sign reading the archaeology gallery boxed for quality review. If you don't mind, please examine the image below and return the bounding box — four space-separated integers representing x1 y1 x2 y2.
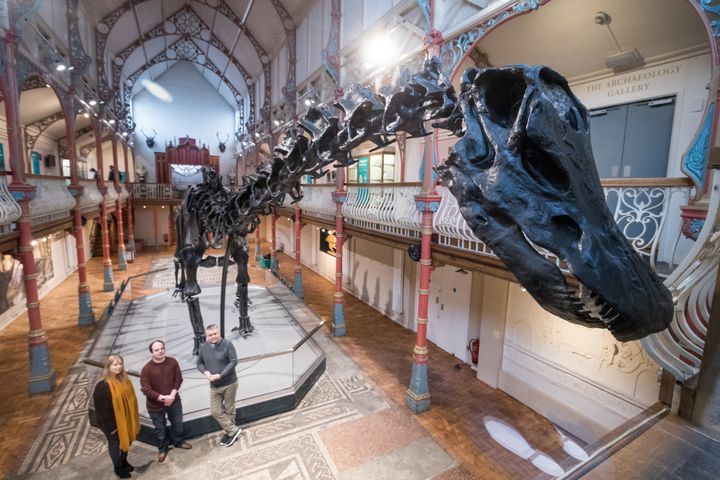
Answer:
585 64 682 97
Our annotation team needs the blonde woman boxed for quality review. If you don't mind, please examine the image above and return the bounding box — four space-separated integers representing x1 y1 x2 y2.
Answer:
92 354 141 478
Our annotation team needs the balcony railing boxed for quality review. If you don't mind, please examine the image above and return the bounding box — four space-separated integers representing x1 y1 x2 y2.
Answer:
301 178 693 273
0 174 21 235
78 179 104 213
342 183 422 239
297 184 336 222
130 183 180 201
26 175 75 227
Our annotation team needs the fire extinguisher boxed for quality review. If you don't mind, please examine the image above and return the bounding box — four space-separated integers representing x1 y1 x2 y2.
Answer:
468 338 479 365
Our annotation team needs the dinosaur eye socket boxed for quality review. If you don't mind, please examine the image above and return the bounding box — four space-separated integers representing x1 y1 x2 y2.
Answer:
475 70 527 128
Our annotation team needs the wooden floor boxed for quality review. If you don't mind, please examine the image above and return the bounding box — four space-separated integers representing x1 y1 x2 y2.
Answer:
0 243 573 479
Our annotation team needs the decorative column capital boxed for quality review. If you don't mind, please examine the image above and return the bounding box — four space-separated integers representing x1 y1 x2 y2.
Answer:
8 182 36 202
414 193 441 213
332 190 348 204
67 184 84 197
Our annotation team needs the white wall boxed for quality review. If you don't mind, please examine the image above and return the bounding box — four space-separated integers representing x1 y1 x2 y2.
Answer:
499 283 660 443
134 205 172 247
131 63 238 183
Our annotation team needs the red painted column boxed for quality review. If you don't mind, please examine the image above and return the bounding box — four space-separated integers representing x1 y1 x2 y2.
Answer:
124 146 135 262
4 31 55 393
406 128 441 413
93 121 114 291
111 137 127 270
270 212 278 272
293 205 303 298
254 222 262 261
331 189 347 336
64 94 94 325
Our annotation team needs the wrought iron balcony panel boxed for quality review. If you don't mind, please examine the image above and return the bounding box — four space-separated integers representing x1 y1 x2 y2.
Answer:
0 175 21 233
78 179 104 213
603 182 691 271
130 183 178 201
27 176 75 227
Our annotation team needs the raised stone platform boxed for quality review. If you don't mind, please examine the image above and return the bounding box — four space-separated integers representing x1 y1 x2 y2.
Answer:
85 277 326 444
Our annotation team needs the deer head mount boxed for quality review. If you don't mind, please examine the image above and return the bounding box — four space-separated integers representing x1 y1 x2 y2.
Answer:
141 128 157 148
217 132 230 153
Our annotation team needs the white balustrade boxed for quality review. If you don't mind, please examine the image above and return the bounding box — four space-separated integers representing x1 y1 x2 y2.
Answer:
78 179 104 213
0 175 21 234
642 171 720 382
119 183 129 202
103 183 119 208
26 175 75 226
342 184 421 239
298 185 336 221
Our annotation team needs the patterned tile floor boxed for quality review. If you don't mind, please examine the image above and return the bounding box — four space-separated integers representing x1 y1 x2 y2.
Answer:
2 243 592 479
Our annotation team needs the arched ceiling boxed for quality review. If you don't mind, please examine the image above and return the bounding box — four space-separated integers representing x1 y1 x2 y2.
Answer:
78 0 307 117
464 0 708 82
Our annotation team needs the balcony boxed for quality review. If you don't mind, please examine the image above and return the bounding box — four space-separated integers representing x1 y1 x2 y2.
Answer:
0 174 21 236
129 183 182 203
300 178 694 275
26 175 75 227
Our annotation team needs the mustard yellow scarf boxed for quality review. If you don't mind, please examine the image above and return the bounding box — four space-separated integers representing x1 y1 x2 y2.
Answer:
106 376 140 451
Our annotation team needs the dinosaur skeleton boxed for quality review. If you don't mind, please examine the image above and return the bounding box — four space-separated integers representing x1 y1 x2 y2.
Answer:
174 57 672 352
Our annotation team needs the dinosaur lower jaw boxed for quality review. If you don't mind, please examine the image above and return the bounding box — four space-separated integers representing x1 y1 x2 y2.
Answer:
574 284 642 342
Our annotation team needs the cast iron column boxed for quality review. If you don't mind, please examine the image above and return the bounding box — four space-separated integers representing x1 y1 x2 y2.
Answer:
124 145 134 262
93 121 114 290
331 184 347 337
255 225 262 261
111 137 127 270
270 212 278 272
63 94 94 325
406 128 441 413
4 31 55 393
293 205 304 298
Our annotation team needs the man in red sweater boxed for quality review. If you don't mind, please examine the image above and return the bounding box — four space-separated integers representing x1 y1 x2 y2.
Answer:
140 340 193 463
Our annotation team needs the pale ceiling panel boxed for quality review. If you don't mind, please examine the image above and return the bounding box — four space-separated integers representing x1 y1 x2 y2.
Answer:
106 10 139 53
122 47 148 80
19 89 63 125
134 1 163 35
212 13 240 48
246 1 284 53
144 36 168 60
200 67 223 90
206 45 231 74
190 2 216 27
477 0 707 81
147 61 170 81
43 121 68 140
224 63 248 94
233 37 263 77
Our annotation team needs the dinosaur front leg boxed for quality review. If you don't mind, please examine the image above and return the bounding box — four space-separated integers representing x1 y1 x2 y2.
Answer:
186 296 205 355
230 236 254 336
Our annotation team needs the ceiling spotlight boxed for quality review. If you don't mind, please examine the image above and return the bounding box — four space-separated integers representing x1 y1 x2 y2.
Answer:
304 98 312 106
254 132 260 138
83 112 90 118
55 63 67 72
273 119 280 126
109 119 116 124
89 100 97 106
122 132 128 137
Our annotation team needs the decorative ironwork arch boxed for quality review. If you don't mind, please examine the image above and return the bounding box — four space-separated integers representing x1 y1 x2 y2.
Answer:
95 0 270 124
121 38 256 130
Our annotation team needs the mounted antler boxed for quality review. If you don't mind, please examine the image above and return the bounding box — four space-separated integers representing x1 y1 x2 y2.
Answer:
217 132 230 153
141 128 157 148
